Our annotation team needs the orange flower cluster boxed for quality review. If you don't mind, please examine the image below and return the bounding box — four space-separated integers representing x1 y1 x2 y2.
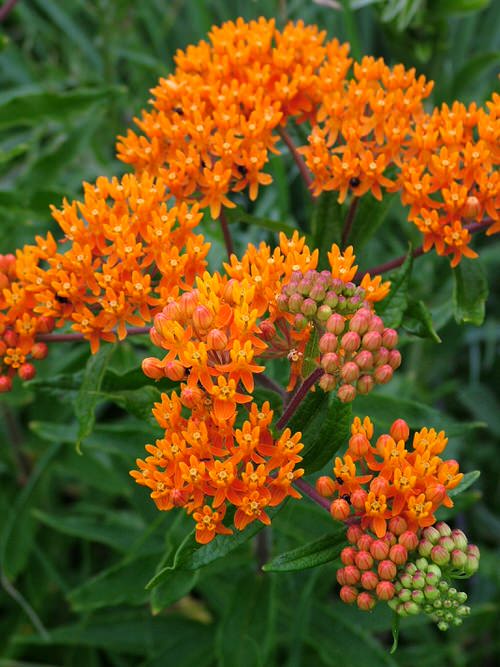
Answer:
317 416 463 537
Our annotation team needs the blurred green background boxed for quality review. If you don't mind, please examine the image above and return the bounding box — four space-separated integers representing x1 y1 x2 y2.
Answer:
0 1 499 665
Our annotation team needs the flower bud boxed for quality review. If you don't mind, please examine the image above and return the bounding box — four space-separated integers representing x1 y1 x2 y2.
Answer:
398 588 412 602
343 565 361 585
450 549 467 569
337 384 356 403
388 350 402 370
376 581 395 601
142 357 165 380
341 547 357 565
398 573 413 589
451 529 468 551
418 538 433 557
411 590 425 605
0 375 13 392
351 489 368 510
423 585 439 601
373 347 389 366
149 328 163 347
347 524 363 544
326 313 345 335
298 278 312 296
405 562 418 575
378 560 397 580
374 364 393 384
370 539 390 561
399 531 419 551
362 331 382 351
207 328 228 350
294 314 309 330
389 544 408 566
324 291 339 309
18 363 36 381
389 419 409 443
370 476 389 496
317 304 333 321
349 433 370 457
388 516 407 536
382 328 398 349
422 526 441 544
153 312 172 339
349 309 372 334
435 521 452 537
336 568 347 585
3 329 17 347
192 305 213 332
438 536 455 552
163 360 185 382
369 315 385 333
357 592 376 611
341 331 361 352
357 534 373 552
321 352 339 373
340 585 358 604
341 361 360 384
431 545 450 566
356 551 374 571
301 298 317 317
463 195 480 220
319 373 337 392
288 293 304 313
467 544 480 559
31 342 49 360
310 284 326 302
412 571 426 589
354 350 373 370
356 375 374 394
275 294 289 311
330 498 351 520
316 476 336 498
361 571 379 590
319 333 338 354
37 316 55 333
180 384 204 408
426 484 447 505
415 558 429 572
464 555 479 576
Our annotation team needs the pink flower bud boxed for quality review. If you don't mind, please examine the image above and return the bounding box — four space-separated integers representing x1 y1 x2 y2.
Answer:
370 539 390 561
383 531 397 546
351 488 368 510
389 544 408 565
369 315 384 333
373 364 393 384
467 544 480 559
31 342 49 360
357 592 376 611
388 516 408 536
463 195 480 220
180 385 203 409
341 331 361 352
326 313 346 334
37 316 55 333
330 498 351 520
422 526 441 544
343 565 361 585
0 375 13 392
430 545 450 566
321 352 339 373
341 547 358 566
435 521 452 537
398 531 419 551
341 361 360 383
319 373 337 392
149 328 163 347
276 294 289 311
142 357 165 380
418 538 433 557
361 571 379 590
294 314 309 330
349 433 370 457
153 312 172 339
389 419 410 443
451 529 468 551
288 293 303 313
336 568 347 585
337 383 357 403
18 363 36 381
438 536 455 552
258 320 277 340
163 360 185 382
450 549 467 569
376 581 395 601
317 304 333 321
382 328 398 349
378 560 397 580
179 291 198 318
3 329 17 347
340 585 358 604
347 525 363 544
465 555 479 575
362 331 382 351
356 374 374 394
388 350 402 370
356 550 374 571
373 347 389 366
301 298 317 316
370 476 389 495
162 300 182 320
357 534 373 552
207 328 228 350
319 333 338 354
316 476 336 498
354 350 373 370
349 308 372 334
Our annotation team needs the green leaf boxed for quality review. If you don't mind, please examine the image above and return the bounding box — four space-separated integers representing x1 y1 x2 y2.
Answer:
215 573 275 667
348 192 397 250
436 0 491 14
453 258 488 326
102 385 162 424
74 345 115 452
263 530 346 572
150 568 199 615
403 297 442 343
301 395 352 473
0 87 126 130
310 191 343 264
225 205 296 237
376 248 413 328
287 389 328 440
448 470 481 498
451 51 500 99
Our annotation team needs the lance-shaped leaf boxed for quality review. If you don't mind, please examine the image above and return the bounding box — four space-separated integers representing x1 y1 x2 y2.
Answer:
301 395 352 473
376 248 413 328
263 529 347 572
453 257 488 326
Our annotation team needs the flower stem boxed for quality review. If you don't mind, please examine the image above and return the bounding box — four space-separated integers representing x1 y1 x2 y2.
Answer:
255 373 287 402
279 127 314 192
35 326 151 343
341 196 360 247
294 477 331 511
219 209 234 259
0 0 19 22
276 367 324 430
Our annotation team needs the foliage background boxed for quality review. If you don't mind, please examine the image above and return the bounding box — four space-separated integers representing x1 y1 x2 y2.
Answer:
0 0 499 665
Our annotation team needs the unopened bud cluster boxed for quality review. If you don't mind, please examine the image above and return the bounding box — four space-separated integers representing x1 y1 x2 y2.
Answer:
277 270 400 402
337 520 418 611
1 253 51 391
417 521 479 578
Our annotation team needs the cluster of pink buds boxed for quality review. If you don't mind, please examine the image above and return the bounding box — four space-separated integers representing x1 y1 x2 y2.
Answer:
417 522 480 577
276 270 401 402
337 520 418 611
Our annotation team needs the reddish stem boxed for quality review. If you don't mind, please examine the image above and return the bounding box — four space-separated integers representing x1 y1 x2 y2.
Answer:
0 0 19 22
294 477 331 511
341 196 360 248
279 127 314 192
219 209 235 259
35 326 151 343
276 367 324 430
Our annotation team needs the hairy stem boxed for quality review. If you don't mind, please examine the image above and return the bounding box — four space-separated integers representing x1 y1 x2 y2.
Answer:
279 127 314 192
294 477 331 511
341 196 360 247
255 373 287 402
219 209 235 259
276 367 324 430
0 0 19 22
35 326 151 343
